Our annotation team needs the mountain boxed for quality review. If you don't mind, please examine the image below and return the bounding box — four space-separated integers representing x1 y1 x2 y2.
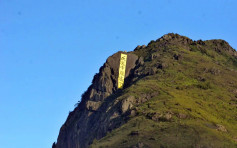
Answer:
53 33 237 148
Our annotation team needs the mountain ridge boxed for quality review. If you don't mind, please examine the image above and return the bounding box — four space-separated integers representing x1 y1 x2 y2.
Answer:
53 33 237 148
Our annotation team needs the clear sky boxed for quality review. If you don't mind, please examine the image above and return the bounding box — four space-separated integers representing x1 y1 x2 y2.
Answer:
0 0 236 148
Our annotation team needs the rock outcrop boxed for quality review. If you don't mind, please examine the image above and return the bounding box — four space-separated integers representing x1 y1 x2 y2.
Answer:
55 51 139 148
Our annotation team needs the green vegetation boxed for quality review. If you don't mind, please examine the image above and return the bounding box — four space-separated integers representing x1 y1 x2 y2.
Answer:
90 35 237 148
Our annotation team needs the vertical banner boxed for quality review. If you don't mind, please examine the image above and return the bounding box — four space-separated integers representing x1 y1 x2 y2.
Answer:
118 53 127 89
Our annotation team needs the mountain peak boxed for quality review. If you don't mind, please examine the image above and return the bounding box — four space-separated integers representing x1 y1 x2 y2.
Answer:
53 34 237 148
160 33 190 40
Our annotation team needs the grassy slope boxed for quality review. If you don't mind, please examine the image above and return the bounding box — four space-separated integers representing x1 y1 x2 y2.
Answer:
91 38 237 148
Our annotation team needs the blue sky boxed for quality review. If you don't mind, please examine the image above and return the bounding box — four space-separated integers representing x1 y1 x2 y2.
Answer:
0 0 236 148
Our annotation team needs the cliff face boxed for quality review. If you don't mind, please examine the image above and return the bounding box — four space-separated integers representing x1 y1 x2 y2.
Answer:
54 33 237 148
54 52 139 148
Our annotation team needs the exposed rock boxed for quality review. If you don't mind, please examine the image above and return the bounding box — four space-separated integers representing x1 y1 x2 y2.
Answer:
208 67 221 75
86 101 101 111
216 124 227 132
197 40 205 45
135 142 144 148
155 62 169 70
158 33 193 46
110 111 119 120
134 45 146 51
145 67 158 75
151 52 160 60
233 137 237 142
130 110 137 117
121 96 135 113
162 34 172 40
137 57 144 65
163 113 172 121
147 112 173 122
177 113 188 119
136 92 159 104
134 45 141 51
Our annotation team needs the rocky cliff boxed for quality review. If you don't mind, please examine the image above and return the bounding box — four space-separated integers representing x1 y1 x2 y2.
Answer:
53 33 237 148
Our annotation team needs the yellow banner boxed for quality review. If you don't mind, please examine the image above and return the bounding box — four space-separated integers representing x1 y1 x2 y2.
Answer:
118 53 127 89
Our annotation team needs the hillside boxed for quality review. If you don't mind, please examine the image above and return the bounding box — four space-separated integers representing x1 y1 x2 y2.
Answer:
53 33 237 148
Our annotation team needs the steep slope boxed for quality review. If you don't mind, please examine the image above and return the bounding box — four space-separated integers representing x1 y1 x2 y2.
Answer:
53 33 237 148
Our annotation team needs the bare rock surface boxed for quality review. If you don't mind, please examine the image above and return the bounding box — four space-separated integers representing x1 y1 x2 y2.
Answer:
55 51 138 148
